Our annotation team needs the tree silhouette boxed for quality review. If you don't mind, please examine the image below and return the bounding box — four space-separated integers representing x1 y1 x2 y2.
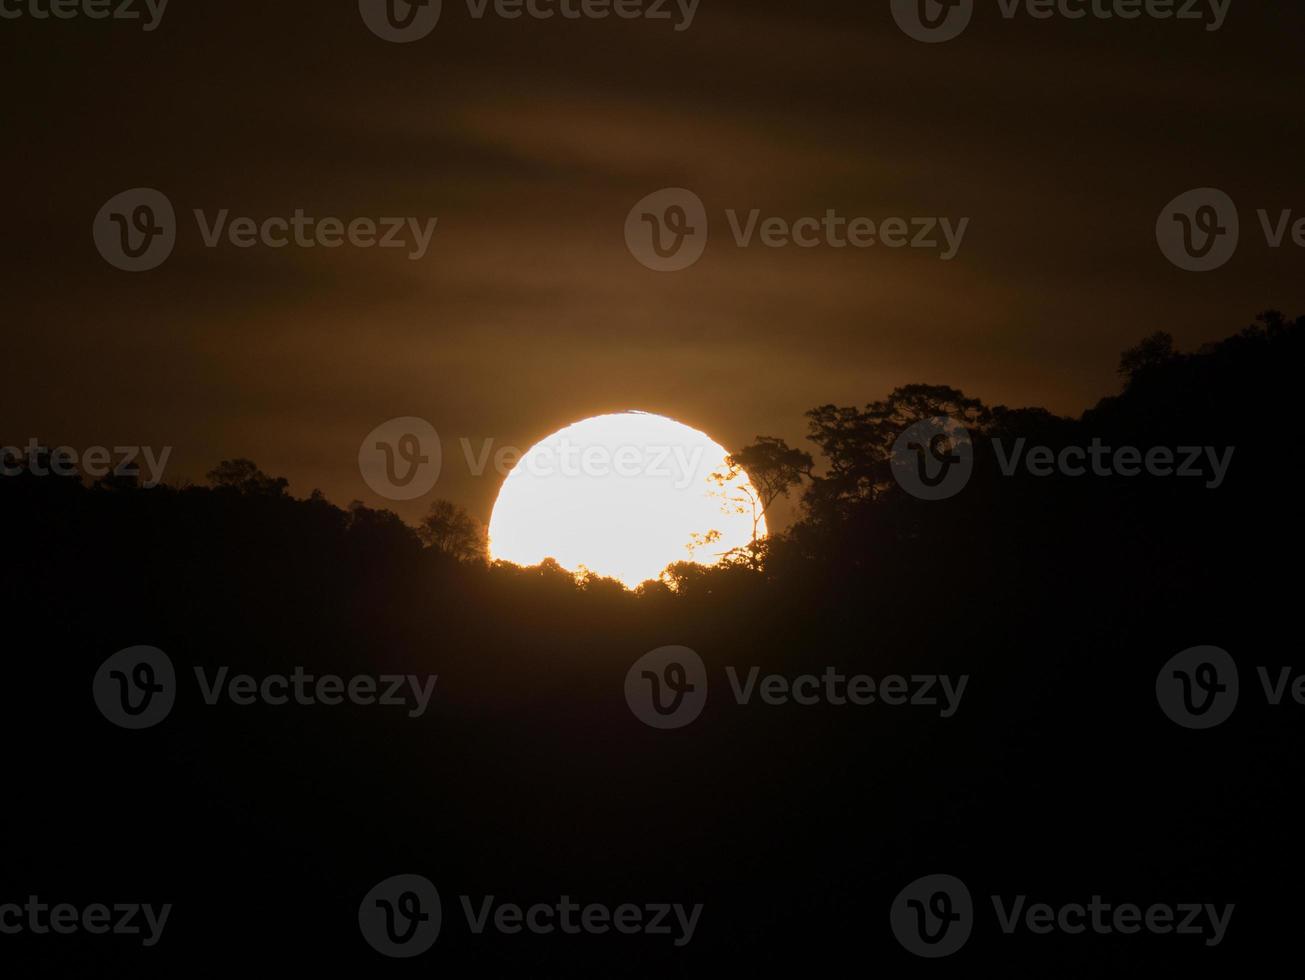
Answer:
206 458 290 496
803 384 989 520
5 312 1301 974
418 499 487 562
1117 331 1178 381
705 436 813 568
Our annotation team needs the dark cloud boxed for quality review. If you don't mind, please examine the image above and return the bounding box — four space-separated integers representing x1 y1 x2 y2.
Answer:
4 0 1302 523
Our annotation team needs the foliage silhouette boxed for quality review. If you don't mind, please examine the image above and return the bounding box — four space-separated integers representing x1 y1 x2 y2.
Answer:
3 312 1301 972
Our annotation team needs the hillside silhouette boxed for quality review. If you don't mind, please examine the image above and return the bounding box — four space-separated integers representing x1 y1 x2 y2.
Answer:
3 312 1300 973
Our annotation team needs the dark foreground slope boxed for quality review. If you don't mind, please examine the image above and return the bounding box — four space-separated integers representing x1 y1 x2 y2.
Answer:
2 314 1301 975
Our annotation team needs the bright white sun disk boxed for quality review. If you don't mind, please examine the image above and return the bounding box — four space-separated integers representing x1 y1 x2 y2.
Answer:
487 412 765 588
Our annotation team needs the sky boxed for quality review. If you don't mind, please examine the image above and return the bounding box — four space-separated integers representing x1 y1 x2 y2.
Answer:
4 0 1303 528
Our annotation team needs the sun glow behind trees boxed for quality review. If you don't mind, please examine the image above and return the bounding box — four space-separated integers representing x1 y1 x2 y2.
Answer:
487 412 766 588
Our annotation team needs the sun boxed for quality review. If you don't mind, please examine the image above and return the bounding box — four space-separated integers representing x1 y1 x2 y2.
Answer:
487 412 766 588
